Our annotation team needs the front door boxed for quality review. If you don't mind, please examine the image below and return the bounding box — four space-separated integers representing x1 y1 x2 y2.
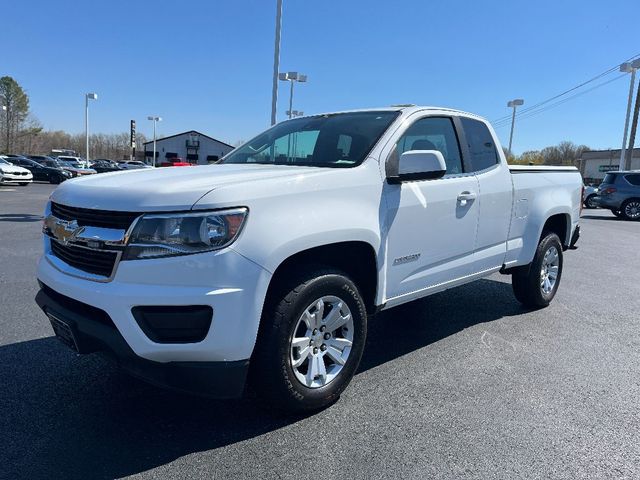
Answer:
383 116 479 301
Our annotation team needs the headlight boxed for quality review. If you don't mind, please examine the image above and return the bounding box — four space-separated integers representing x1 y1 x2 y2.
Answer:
62 170 72 177
124 208 248 260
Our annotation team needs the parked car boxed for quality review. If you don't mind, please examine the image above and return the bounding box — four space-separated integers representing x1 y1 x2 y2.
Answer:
36 106 582 411
117 160 152 170
594 171 640 220
57 159 97 176
0 156 33 186
583 184 598 209
90 159 121 173
28 155 78 178
5 156 71 184
158 158 193 167
57 155 90 169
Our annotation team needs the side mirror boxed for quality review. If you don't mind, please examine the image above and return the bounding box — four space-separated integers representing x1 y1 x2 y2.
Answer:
389 150 447 184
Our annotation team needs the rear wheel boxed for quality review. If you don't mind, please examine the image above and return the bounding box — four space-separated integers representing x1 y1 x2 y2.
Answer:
512 233 563 308
251 267 367 412
621 199 640 221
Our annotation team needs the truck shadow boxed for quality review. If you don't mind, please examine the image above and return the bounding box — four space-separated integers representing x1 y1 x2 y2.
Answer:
1 278 522 479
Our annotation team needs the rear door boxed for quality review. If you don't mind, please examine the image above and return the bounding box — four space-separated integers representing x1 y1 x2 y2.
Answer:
459 117 512 273
383 115 480 300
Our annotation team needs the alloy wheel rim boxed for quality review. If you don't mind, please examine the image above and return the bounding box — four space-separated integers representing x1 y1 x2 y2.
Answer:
540 246 560 295
625 201 640 219
289 295 354 388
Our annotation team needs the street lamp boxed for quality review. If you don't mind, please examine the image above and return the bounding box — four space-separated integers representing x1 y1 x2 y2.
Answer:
1 103 6 153
279 72 308 119
85 93 98 163
619 59 640 170
147 116 162 167
270 0 284 126
507 98 524 155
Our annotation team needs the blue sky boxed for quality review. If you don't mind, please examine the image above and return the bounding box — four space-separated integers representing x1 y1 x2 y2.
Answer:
3 0 639 154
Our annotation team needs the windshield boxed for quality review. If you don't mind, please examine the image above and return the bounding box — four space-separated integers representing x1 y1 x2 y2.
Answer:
222 111 399 168
0 158 11 165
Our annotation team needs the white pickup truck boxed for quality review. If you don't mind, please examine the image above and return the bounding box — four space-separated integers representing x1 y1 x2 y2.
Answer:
36 106 582 411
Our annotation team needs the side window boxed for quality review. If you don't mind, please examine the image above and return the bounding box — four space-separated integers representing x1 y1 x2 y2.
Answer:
460 117 499 172
392 117 463 175
625 174 640 186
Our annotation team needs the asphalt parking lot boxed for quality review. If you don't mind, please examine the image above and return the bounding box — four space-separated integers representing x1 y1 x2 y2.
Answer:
1 182 639 480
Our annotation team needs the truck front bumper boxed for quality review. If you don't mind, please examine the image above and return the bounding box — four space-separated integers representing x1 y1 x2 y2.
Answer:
35 283 249 398
36 241 273 398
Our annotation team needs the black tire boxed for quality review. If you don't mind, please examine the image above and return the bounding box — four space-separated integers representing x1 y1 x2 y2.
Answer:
584 195 598 209
620 199 640 221
512 232 563 308
49 175 62 184
18 183 30 187
251 266 367 412
611 209 623 218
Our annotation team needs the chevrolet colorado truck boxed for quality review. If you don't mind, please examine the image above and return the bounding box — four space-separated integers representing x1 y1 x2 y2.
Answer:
36 106 582 411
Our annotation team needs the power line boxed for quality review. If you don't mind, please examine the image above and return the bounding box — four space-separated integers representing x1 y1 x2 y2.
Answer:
492 74 627 129
491 52 640 124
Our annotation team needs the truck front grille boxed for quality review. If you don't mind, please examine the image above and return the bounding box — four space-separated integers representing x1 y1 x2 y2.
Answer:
51 202 141 230
50 241 118 277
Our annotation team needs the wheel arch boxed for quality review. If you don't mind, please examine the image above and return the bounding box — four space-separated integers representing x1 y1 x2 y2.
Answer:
264 241 379 316
541 213 572 248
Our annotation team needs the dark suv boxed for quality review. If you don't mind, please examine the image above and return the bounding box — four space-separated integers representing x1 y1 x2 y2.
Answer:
595 171 640 220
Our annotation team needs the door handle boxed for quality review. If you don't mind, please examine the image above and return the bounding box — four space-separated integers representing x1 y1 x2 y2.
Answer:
457 191 476 206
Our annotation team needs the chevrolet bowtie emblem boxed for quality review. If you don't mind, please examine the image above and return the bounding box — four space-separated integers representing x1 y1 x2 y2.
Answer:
45 216 85 245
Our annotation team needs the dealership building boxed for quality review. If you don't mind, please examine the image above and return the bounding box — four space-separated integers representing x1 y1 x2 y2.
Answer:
143 130 234 165
578 148 640 184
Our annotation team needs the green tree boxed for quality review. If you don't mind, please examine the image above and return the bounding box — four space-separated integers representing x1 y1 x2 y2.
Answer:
0 76 30 153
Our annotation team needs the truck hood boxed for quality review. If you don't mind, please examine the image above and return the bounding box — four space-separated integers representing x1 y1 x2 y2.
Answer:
50 164 327 211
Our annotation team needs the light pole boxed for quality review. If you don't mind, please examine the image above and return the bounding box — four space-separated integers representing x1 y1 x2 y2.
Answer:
619 60 640 170
270 0 284 126
507 98 524 155
279 72 308 119
147 116 162 167
85 93 98 163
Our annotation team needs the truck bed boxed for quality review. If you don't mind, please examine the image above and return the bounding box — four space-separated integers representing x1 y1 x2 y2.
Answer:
505 165 582 268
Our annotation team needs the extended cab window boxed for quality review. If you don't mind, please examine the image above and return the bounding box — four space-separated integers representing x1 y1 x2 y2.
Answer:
461 117 499 172
222 111 399 168
390 117 463 175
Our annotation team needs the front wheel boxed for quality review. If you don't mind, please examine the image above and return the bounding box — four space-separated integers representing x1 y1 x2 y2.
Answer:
512 233 563 308
251 267 367 412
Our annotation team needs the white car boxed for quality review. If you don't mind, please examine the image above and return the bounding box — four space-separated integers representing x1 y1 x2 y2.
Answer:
118 161 152 170
0 156 33 186
56 155 92 169
35 106 582 411
583 185 599 209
